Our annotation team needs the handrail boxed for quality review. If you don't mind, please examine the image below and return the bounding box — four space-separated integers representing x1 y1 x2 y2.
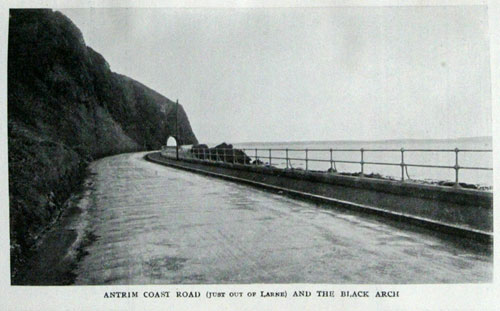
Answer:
167 146 492 187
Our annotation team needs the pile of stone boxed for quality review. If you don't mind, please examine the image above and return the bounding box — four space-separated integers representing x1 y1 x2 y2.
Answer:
190 143 252 164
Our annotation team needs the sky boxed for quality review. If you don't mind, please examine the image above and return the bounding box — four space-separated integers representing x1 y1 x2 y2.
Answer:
60 6 492 144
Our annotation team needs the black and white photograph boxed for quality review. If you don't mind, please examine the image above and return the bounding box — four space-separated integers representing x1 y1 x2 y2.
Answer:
1 0 499 310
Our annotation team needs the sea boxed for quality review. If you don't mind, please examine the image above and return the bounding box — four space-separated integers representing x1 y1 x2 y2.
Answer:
229 136 493 188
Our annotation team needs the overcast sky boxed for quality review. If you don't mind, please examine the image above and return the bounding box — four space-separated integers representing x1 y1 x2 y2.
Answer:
61 6 491 144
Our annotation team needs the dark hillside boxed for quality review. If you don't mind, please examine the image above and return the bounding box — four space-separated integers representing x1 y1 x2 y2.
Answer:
8 9 197 282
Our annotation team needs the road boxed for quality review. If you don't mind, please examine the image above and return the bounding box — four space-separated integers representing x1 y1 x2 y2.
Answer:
71 152 491 284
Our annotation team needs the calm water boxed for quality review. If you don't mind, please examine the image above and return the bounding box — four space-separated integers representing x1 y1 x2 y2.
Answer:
70 152 492 284
232 137 492 187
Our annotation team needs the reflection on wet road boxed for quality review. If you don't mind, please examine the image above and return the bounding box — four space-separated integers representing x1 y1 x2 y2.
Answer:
73 152 492 284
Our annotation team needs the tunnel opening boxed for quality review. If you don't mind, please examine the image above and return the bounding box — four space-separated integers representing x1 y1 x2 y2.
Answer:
166 136 178 148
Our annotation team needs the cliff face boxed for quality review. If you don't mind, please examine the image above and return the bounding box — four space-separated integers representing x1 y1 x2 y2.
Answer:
8 9 197 280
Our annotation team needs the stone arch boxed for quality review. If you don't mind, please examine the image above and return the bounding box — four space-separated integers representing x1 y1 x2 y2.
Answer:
164 135 181 160
166 136 178 148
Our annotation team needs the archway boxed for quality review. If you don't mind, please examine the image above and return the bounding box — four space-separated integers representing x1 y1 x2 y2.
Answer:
165 135 180 160
166 136 178 148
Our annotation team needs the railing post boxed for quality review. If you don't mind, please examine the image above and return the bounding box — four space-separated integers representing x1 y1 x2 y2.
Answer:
223 148 226 163
400 148 405 181
330 148 333 172
360 148 364 177
269 149 272 166
305 148 308 171
232 148 235 165
286 148 289 169
255 148 258 165
454 148 460 187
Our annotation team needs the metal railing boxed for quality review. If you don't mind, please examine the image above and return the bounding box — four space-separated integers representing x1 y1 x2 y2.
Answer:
165 146 492 187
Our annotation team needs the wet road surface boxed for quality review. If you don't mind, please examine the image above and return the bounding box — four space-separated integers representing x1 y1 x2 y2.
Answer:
72 152 492 284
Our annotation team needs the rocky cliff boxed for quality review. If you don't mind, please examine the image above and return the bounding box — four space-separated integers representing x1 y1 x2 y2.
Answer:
8 9 198 280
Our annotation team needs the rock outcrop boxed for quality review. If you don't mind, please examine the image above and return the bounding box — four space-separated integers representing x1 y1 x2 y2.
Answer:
191 143 252 164
8 9 198 281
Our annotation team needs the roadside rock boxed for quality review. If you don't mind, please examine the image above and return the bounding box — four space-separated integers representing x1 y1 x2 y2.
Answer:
191 142 252 164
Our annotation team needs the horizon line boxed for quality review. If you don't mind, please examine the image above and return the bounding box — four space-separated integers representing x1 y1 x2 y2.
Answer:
214 135 492 146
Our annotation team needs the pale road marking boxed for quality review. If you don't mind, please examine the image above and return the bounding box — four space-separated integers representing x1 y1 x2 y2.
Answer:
73 152 492 284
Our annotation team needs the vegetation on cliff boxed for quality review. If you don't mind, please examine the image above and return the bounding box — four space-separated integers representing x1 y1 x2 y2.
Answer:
8 9 197 281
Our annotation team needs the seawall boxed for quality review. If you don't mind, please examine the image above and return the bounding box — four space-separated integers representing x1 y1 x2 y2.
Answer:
146 152 493 243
